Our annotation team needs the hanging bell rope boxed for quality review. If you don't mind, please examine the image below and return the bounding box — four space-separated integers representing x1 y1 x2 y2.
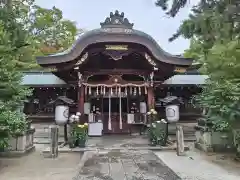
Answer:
100 86 103 95
119 87 122 129
96 86 99 95
110 87 113 95
85 86 87 95
134 87 137 96
108 92 112 130
89 86 91 95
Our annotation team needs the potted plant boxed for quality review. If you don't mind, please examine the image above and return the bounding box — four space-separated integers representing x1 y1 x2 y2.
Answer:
147 109 168 146
75 123 88 148
148 121 167 146
68 113 81 148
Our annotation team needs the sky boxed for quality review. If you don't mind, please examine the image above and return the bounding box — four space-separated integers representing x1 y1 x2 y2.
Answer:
35 0 194 54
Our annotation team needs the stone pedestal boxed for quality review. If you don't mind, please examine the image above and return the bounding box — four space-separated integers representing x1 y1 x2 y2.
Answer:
195 127 234 152
0 128 35 157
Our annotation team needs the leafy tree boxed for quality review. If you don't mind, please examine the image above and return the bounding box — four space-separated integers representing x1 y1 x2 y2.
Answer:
155 0 190 17
9 0 80 70
183 38 204 61
155 1 240 134
0 1 32 149
156 0 240 44
27 5 80 56
195 41 240 131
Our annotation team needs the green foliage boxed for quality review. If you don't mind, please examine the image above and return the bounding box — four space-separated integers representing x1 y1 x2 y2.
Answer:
0 2 32 149
0 110 28 149
183 38 204 61
194 40 240 132
27 5 80 56
148 121 167 146
75 124 88 141
0 110 28 136
155 0 189 17
70 123 88 148
156 0 240 45
156 1 240 153
4 0 80 71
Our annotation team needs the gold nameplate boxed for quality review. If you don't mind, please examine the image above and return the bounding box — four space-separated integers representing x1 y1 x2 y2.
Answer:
47 68 57 72
174 67 186 73
105 45 128 50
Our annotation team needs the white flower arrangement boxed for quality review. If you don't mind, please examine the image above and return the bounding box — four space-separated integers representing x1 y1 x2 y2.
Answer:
161 119 167 123
152 123 156 128
76 112 81 116
69 113 81 123
147 108 157 115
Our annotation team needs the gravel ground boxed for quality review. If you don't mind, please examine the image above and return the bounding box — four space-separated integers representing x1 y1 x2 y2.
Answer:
155 151 240 180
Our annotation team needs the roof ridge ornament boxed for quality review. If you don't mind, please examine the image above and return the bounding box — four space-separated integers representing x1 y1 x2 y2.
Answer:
100 10 134 29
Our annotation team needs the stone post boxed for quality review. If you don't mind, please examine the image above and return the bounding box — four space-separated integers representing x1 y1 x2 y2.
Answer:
176 125 185 156
49 125 59 158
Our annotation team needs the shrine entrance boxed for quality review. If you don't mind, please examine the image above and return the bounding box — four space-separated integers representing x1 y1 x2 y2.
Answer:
84 75 148 134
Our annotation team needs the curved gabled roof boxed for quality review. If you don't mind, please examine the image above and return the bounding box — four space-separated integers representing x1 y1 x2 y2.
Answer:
36 10 193 66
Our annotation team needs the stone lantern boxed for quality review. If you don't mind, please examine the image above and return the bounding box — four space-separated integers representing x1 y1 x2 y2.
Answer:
49 96 75 125
159 96 181 123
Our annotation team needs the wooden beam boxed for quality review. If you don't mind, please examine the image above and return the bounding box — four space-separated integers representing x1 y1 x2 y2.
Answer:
82 69 150 76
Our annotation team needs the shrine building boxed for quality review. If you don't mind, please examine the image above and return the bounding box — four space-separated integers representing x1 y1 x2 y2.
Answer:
23 11 205 134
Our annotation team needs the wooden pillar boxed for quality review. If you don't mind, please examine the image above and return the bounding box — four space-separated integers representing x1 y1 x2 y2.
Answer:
147 87 155 110
78 85 84 114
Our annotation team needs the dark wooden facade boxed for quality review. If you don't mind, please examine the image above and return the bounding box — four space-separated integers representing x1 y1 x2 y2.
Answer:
34 11 197 134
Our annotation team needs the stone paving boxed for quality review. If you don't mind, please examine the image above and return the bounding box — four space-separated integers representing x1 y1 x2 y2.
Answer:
74 149 181 180
1 142 240 180
155 150 240 180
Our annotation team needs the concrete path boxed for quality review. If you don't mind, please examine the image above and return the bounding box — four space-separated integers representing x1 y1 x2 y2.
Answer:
155 151 240 180
74 149 181 180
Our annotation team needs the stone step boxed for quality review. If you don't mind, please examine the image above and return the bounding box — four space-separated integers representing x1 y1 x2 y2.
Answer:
168 135 196 142
34 137 65 144
33 122 197 140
